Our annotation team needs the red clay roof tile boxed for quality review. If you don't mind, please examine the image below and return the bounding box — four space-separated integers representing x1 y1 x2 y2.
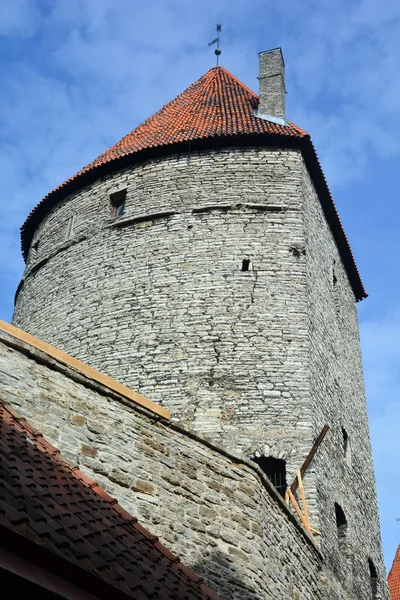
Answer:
0 400 221 600
389 545 400 600
19 65 366 300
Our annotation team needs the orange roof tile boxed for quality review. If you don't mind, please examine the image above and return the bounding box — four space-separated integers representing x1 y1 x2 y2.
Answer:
20 66 366 300
389 545 400 599
0 400 221 600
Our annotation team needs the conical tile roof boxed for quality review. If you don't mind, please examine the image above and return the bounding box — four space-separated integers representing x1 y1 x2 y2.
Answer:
80 66 307 169
20 65 366 299
389 545 400 599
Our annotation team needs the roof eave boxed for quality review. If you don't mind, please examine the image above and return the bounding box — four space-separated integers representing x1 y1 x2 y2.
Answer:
20 131 366 301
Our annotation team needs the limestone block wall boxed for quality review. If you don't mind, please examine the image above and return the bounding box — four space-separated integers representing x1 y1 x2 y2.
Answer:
0 334 323 600
12 145 388 598
14 148 313 481
302 163 389 599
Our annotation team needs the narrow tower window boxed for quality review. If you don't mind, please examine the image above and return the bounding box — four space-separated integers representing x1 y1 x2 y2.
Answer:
251 456 287 497
110 189 127 217
335 503 348 552
368 559 378 599
333 260 337 286
342 427 351 467
241 259 251 272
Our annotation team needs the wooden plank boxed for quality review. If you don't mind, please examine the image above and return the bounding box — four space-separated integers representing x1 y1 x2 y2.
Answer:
0 320 171 420
287 489 313 537
297 470 310 530
290 425 329 493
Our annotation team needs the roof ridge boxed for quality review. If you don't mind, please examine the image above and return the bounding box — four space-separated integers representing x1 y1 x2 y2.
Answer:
214 65 259 99
18 64 366 301
0 399 221 600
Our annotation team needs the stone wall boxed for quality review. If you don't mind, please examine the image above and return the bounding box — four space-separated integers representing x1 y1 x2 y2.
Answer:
301 162 389 599
0 333 323 600
14 148 313 483
12 145 389 598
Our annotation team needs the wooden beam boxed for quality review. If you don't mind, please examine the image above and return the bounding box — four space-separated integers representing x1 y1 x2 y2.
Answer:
287 489 312 537
0 320 171 420
290 425 329 493
297 470 310 530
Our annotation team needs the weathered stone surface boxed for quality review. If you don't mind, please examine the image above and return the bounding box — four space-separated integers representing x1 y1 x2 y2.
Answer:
0 335 322 600
10 146 389 599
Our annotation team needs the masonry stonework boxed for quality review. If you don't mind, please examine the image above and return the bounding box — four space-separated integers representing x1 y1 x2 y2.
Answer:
14 148 311 475
0 335 323 600
12 144 389 598
301 161 387 598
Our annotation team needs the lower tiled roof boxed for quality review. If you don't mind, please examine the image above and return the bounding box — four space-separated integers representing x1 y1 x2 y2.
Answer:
389 545 400 600
0 400 221 600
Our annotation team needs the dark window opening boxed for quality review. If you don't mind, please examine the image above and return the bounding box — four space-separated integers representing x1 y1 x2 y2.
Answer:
242 259 251 272
341 427 351 466
368 559 378 599
342 427 348 450
251 456 287 497
335 503 348 552
110 189 127 217
333 260 337 285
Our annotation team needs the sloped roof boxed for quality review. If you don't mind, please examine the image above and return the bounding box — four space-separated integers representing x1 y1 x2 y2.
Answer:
389 545 400 600
75 67 308 168
0 400 220 600
20 66 366 300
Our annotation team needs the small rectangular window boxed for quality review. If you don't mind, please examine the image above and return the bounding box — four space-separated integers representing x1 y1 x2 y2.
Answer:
110 189 127 217
242 259 251 272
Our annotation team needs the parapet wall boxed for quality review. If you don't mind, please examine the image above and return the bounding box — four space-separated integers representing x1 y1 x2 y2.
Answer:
0 330 323 600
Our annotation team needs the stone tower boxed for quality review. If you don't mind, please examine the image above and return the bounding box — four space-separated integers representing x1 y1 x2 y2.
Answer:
13 49 388 598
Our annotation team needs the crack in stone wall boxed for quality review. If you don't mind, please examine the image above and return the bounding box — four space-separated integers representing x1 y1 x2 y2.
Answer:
12 147 389 599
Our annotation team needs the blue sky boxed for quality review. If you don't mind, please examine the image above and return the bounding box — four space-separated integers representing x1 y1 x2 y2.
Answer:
0 0 399 570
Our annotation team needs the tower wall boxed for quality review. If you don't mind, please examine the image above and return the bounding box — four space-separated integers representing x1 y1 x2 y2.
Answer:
302 162 388 598
14 148 313 475
0 333 323 600
13 146 389 598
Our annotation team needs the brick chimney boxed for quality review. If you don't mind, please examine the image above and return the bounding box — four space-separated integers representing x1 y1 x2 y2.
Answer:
258 48 286 121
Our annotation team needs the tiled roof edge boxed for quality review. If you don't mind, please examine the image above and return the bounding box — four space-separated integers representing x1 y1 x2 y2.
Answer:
20 131 303 260
19 131 366 301
388 545 400 599
0 524 134 600
0 399 221 600
300 136 367 301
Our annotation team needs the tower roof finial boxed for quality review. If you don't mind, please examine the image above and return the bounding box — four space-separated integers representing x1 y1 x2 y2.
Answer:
208 24 222 66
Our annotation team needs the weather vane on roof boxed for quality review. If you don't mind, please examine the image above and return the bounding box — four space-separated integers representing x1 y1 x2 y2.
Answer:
208 24 222 67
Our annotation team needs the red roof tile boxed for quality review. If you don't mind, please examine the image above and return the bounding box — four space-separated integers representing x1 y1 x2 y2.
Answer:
0 400 221 600
389 545 400 599
20 66 366 300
